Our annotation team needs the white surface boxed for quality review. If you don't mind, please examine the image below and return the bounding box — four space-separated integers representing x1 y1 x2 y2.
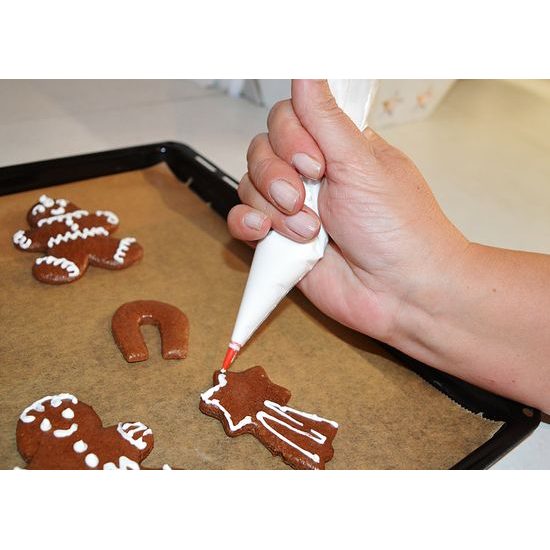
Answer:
0 79 548 468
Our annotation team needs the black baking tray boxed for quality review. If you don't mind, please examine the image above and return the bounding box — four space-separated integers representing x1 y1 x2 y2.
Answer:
0 141 541 469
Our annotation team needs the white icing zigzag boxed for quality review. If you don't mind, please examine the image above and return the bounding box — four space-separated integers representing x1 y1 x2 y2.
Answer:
113 237 136 264
37 209 89 228
35 256 80 278
47 226 109 248
13 229 32 249
20 393 78 424
116 422 152 451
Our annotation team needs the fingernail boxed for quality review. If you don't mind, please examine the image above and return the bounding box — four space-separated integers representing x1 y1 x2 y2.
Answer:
243 211 266 231
292 153 321 180
285 210 319 239
269 179 299 212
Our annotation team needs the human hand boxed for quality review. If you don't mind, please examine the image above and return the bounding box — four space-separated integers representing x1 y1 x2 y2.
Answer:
227 79 468 343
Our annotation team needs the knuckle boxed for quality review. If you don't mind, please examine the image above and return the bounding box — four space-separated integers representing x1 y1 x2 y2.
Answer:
267 100 291 128
246 133 268 162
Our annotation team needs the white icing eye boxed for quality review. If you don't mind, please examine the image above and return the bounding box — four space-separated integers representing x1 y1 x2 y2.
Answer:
40 418 52 432
62 408 75 419
32 204 46 216
85 453 99 468
56 199 68 207
73 440 88 453
39 194 55 208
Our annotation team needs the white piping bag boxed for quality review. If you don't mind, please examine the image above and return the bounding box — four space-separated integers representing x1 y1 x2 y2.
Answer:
222 79 379 370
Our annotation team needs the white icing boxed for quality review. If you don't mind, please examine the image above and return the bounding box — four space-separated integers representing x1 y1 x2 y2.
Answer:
20 393 78 423
73 440 88 453
85 453 99 468
40 418 52 432
103 457 140 470
35 255 80 278
37 209 89 228
71 223 79 231
255 401 338 464
13 229 32 249
200 373 253 431
47 226 109 248
118 456 140 470
53 423 78 438
62 408 75 419
162 464 172 470
51 206 66 216
113 237 136 264
264 401 339 429
39 194 55 208
96 210 119 225
31 204 46 216
116 422 152 450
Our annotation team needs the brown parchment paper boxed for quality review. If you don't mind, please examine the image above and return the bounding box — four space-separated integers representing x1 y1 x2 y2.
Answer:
0 165 502 469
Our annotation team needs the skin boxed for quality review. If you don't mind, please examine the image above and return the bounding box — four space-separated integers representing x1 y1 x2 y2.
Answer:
228 79 550 414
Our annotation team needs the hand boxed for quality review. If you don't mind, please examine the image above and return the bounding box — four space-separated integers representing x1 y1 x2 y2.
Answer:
227 80 468 343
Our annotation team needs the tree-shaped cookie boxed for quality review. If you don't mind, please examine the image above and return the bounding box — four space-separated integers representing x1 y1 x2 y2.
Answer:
200 366 339 470
12 194 143 284
16 393 165 469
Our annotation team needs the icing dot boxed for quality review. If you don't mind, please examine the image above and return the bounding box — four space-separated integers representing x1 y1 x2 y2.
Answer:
85 453 99 468
62 408 75 419
162 464 172 470
40 418 52 432
103 462 117 470
73 440 88 453
71 223 79 231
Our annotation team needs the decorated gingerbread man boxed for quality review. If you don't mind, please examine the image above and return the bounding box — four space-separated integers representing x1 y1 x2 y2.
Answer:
200 366 339 470
12 194 143 284
16 393 162 469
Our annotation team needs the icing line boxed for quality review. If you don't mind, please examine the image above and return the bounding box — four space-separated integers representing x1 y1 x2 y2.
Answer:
113 237 136 264
200 373 253 431
20 393 78 423
53 423 78 438
35 256 80 278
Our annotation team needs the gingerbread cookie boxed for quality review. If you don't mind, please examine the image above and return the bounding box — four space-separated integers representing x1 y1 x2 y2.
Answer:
200 366 339 470
16 393 167 469
12 194 143 284
111 300 189 363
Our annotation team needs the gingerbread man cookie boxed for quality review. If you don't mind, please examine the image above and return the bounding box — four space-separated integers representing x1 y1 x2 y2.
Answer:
12 194 143 284
200 366 339 470
112 300 189 363
16 393 167 469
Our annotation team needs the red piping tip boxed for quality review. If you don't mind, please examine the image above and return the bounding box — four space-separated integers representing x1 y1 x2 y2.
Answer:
222 346 239 371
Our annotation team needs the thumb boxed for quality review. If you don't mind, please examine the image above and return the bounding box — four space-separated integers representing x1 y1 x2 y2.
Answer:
291 79 365 164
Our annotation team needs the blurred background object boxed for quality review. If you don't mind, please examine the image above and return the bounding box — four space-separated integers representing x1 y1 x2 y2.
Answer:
201 79 456 127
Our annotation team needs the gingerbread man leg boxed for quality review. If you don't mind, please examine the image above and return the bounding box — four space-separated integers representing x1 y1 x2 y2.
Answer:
87 236 143 269
33 248 90 284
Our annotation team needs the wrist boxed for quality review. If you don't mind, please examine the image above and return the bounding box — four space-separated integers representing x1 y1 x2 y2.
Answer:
386 229 474 365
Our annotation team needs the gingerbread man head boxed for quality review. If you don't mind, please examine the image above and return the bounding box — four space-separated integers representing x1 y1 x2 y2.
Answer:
26 195 82 227
17 393 154 469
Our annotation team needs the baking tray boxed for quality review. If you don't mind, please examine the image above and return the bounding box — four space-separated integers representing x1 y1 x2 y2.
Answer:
0 141 540 469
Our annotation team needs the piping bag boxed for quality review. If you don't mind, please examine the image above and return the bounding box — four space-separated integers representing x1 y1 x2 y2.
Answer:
222 79 379 370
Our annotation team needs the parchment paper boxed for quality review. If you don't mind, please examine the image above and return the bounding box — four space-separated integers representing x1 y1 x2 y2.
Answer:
0 165 502 469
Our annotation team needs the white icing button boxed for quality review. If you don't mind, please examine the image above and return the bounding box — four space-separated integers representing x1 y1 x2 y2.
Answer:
40 418 52 432
85 453 99 468
73 440 88 453
103 462 117 470
62 408 75 419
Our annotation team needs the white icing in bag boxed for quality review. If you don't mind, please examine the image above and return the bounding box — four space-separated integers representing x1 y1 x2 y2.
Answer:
230 79 378 348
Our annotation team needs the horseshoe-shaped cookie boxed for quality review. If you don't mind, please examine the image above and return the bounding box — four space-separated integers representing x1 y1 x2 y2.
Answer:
111 300 189 363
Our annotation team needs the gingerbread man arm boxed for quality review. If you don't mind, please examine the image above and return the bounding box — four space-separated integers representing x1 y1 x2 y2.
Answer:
12 228 48 252
86 235 143 270
112 300 189 363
